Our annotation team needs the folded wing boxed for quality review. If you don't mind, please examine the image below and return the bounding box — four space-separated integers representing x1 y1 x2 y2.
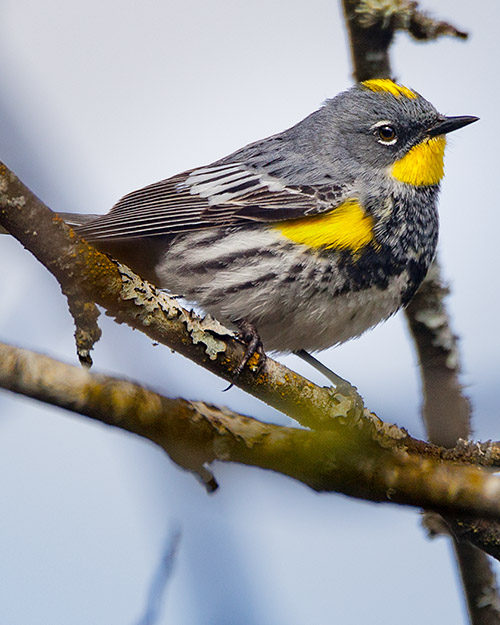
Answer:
76 163 350 240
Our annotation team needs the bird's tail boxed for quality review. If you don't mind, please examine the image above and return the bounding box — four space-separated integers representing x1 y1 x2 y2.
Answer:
0 212 99 234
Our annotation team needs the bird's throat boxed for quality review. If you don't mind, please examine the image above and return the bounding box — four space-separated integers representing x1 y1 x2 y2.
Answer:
391 136 446 186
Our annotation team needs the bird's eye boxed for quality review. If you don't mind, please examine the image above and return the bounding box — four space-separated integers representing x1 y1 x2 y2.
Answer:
377 125 397 144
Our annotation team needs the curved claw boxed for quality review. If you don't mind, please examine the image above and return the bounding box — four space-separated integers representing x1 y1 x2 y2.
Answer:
223 320 266 391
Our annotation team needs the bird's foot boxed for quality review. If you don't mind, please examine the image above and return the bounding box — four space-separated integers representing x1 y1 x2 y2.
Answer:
294 349 365 419
224 320 266 391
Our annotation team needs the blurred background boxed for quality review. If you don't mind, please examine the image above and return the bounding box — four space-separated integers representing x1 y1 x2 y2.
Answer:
0 1 498 623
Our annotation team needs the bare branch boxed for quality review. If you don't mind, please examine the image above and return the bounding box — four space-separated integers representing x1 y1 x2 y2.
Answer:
405 261 471 447
66 295 102 367
4 341 500 528
453 541 500 625
340 0 500 619
341 0 467 81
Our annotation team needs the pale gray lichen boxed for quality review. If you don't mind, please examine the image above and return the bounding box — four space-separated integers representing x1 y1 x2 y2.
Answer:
355 0 414 29
327 386 364 422
476 586 500 612
414 307 460 370
9 195 27 208
183 313 231 360
118 264 228 360
0 174 8 194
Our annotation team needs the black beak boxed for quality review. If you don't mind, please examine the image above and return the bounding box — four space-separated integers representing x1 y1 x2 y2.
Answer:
427 115 479 137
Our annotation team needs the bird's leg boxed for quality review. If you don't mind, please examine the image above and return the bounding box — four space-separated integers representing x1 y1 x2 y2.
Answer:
294 349 364 412
224 319 266 391
294 349 349 387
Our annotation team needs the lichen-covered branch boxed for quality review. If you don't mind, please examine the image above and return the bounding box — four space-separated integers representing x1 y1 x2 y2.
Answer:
4 340 500 528
0 160 361 431
340 0 467 81
453 540 500 625
341 0 393 80
404 265 500 573
340 0 500 620
405 262 471 446
2 179 102 368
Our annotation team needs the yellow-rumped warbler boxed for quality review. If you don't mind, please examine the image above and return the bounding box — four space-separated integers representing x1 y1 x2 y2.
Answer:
70 79 477 354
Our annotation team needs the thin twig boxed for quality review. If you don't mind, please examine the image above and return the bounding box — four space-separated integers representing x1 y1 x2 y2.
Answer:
135 526 181 625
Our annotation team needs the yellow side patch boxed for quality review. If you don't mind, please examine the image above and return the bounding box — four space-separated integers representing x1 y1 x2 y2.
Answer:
274 200 375 252
362 79 417 100
391 136 446 186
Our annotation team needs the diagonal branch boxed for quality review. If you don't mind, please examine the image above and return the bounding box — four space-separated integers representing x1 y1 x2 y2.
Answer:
0 160 361 431
5 340 500 531
3 99 500 559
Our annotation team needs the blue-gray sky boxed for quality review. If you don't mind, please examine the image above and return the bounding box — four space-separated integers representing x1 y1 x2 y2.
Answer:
0 1 498 624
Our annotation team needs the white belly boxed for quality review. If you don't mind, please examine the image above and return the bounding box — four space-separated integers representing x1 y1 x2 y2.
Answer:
156 228 410 353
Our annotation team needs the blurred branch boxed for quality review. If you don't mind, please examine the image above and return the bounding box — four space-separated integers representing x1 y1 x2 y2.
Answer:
341 0 467 81
340 0 500 622
136 526 181 625
453 541 500 625
405 261 471 446
1 6 498 618
5 340 500 529
406 262 500 622
2 55 500 565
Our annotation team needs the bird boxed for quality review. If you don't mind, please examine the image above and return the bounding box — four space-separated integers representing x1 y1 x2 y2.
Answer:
65 79 477 375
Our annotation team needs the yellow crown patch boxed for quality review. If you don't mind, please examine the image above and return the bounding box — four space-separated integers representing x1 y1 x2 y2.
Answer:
362 79 417 100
